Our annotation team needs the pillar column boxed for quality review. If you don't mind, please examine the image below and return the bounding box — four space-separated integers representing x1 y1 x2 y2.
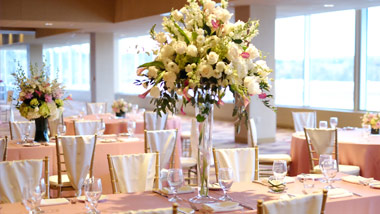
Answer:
26 44 43 69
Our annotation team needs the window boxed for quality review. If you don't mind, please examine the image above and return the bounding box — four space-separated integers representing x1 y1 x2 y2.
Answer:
361 6 380 111
43 43 90 91
117 35 156 95
0 46 27 90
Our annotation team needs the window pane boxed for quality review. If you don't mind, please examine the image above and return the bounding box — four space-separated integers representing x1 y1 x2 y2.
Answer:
309 10 355 110
0 46 27 94
275 16 305 106
362 6 380 111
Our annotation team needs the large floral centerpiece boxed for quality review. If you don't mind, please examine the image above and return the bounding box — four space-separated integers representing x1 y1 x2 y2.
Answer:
135 0 274 203
12 63 71 142
362 112 380 134
112 98 130 117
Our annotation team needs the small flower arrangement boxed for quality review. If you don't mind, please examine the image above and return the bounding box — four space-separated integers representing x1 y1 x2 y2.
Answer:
12 63 71 120
112 98 130 115
362 112 380 129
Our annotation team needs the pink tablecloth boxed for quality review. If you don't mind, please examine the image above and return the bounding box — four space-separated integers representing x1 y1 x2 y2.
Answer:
289 130 380 179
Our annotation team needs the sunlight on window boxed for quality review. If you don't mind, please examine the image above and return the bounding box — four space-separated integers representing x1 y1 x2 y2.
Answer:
0 46 27 91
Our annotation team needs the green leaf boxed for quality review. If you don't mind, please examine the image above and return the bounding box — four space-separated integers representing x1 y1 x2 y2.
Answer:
196 114 206 122
232 39 243 44
192 31 198 41
150 24 156 40
138 61 165 70
174 22 190 45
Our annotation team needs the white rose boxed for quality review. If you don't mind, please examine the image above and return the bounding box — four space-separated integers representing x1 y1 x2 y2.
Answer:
156 32 167 44
167 62 180 73
163 71 177 84
185 64 193 73
227 43 239 61
163 58 172 67
246 44 260 59
224 64 233 75
148 66 158 78
199 64 214 78
174 41 187 55
196 28 204 36
161 44 175 57
244 76 262 95
150 86 161 98
207 51 219 64
171 9 183 21
215 61 225 72
204 0 216 12
186 45 198 57
196 35 205 45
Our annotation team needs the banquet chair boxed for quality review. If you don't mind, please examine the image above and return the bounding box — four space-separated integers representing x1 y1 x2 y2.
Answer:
248 118 292 176
304 128 360 175
213 147 259 182
0 136 8 161
86 102 107 115
144 111 168 131
144 129 177 169
292 111 317 133
180 119 197 185
107 152 160 193
73 119 102 135
0 156 49 203
9 121 35 140
50 135 97 197
257 189 328 214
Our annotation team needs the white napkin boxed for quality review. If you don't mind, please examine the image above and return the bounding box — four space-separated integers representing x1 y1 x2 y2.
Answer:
118 137 140 143
161 186 194 195
328 188 353 198
342 175 374 185
40 198 69 206
202 201 243 213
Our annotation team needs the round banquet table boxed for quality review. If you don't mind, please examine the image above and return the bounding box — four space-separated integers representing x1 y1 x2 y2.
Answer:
289 129 380 179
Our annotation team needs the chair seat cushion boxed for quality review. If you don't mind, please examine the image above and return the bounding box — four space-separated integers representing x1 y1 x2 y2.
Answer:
259 154 292 163
49 174 72 186
180 157 197 168
314 165 360 176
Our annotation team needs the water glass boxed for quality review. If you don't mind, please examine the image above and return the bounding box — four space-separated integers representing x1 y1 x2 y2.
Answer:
272 160 287 182
84 177 102 214
218 168 234 201
319 121 328 129
57 123 66 136
127 121 136 137
24 123 31 144
303 174 315 189
321 159 337 189
319 154 332 182
31 178 46 213
22 186 33 212
97 120 106 136
132 104 139 114
362 124 371 141
330 117 338 129
167 169 184 202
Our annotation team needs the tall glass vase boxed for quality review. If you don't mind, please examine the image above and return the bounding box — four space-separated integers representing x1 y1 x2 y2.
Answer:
34 117 49 142
189 103 216 204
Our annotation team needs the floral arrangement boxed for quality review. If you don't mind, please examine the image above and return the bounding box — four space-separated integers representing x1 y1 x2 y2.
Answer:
112 98 130 114
362 112 380 129
135 0 274 123
12 63 71 120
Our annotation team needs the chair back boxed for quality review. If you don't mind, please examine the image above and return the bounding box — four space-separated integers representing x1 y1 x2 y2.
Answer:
213 147 259 182
107 152 159 193
304 128 338 172
257 189 328 214
55 135 97 192
86 102 107 115
0 156 49 203
144 111 168 131
144 129 177 169
73 120 102 135
0 105 13 123
248 118 258 147
292 112 317 132
0 136 8 161
9 121 35 140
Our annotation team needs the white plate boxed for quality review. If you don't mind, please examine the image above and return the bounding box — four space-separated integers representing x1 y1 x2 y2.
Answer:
78 195 108 202
209 183 222 190
119 133 131 137
178 207 195 214
22 143 40 147
370 183 380 189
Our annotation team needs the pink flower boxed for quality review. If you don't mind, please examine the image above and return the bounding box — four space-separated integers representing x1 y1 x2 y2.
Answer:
217 99 224 106
182 87 191 102
258 93 267 99
241 52 250 59
25 93 33 99
180 105 186 115
53 89 63 98
35 90 42 97
211 20 220 29
244 97 250 108
138 89 151 99
45 94 52 103
65 94 73 100
136 67 146 76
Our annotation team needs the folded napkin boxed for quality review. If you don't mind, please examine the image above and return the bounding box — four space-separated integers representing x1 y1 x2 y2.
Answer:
342 175 374 185
260 176 295 185
328 188 353 198
202 201 243 213
284 176 296 184
40 198 69 206
161 186 194 195
99 138 117 143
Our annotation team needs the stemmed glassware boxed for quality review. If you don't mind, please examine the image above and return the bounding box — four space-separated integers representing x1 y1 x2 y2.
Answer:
321 159 338 189
167 169 184 202
127 121 136 137
79 107 86 119
272 160 287 182
330 117 338 129
131 104 139 114
319 121 328 129
362 124 371 142
24 123 31 144
97 120 106 136
218 168 234 201
319 154 332 183
84 177 102 214
22 178 46 214
57 123 66 136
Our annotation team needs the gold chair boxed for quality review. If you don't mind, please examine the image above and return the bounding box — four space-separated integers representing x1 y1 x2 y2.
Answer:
144 129 177 169
257 189 328 214
143 111 168 131
50 135 97 197
1 136 8 161
73 119 102 135
304 128 360 175
107 152 160 194
213 147 259 182
9 121 35 140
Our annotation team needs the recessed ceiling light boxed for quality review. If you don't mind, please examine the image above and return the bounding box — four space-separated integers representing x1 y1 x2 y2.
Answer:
324 4 334 8
45 23 53 26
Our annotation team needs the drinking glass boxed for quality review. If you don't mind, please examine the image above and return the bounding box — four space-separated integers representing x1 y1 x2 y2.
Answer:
319 154 332 183
319 121 328 129
362 124 371 142
24 123 31 144
218 168 234 201
57 123 66 136
272 160 287 182
330 117 338 129
22 186 33 212
84 177 102 214
79 107 86 118
127 121 136 137
31 178 46 213
321 159 337 189
131 104 139 114
167 169 184 202
97 120 106 136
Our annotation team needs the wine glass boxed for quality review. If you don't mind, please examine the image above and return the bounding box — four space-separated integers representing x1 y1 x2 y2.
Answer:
79 106 86 118
167 169 184 202
319 154 332 182
319 121 328 129
97 120 106 136
131 104 139 114
330 117 338 129
22 186 33 212
127 121 136 137
31 178 46 213
24 123 31 144
321 159 337 189
272 160 287 182
57 123 66 136
362 124 371 142
218 168 234 201
84 177 102 214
